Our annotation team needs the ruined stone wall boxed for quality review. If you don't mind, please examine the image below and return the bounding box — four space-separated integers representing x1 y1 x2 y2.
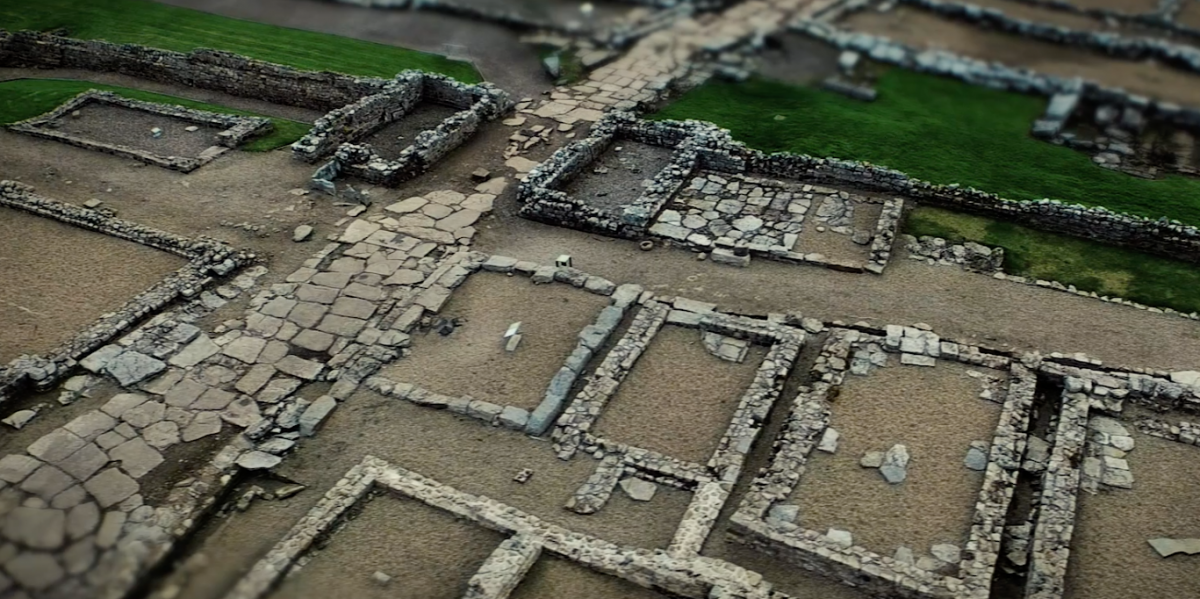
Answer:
521 113 1200 265
0 30 386 111
311 72 511 184
796 21 1200 131
290 72 424 162
898 0 1200 75
0 182 253 405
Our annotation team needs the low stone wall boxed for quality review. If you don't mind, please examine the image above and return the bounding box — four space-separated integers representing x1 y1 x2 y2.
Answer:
0 30 387 112
899 0 1200 76
726 328 1020 599
522 112 1200 269
290 71 424 162
987 0 1200 40
795 20 1200 132
318 72 511 186
226 456 776 599
0 181 253 406
8 90 271 171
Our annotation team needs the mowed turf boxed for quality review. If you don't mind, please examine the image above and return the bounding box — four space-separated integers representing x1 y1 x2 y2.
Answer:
905 206 1200 314
0 78 310 151
0 0 481 82
651 71 1200 226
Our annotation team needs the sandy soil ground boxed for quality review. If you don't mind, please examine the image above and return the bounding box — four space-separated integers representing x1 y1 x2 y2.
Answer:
474 197 1200 372
360 103 461 159
594 325 768 464
509 556 673 599
794 200 880 265
788 359 1001 562
45 102 226 158
1069 0 1160 13
271 494 504 599
841 7 1200 106
1063 428 1200 599
0 69 325 123
0 206 186 362
156 0 553 100
698 337 876 599
757 32 844 85
562 141 676 219
379 272 610 410
1180 1 1200 29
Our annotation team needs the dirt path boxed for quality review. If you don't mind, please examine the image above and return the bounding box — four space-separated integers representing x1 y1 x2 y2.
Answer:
154 0 552 100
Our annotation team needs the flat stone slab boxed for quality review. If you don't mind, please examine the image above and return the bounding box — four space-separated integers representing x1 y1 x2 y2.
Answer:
619 478 657 502
1148 538 1200 557
300 395 337 437
104 350 166 387
84 468 139 508
236 451 282 470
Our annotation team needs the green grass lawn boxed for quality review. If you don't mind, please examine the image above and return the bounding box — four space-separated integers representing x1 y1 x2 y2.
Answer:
651 71 1200 226
0 0 481 82
906 206 1200 314
0 78 310 151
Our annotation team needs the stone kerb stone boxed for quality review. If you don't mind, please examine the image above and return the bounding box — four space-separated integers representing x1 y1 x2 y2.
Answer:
0 182 253 405
8 90 272 172
0 30 389 112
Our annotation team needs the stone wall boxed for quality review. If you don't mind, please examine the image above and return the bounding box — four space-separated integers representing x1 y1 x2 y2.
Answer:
0 30 386 112
795 20 1200 132
8 90 272 172
0 181 253 406
522 112 1200 268
290 72 424 162
898 0 1200 75
320 72 512 186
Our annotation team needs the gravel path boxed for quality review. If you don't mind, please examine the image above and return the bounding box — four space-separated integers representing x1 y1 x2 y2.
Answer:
788 359 1001 561
380 272 610 410
595 325 768 464
155 0 552 99
1064 429 1200 599
0 206 186 362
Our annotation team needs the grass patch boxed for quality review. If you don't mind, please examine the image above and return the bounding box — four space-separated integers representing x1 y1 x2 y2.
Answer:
906 206 1200 314
0 78 310 151
0 0 481 82
651 71 1200 226
536 45 585 87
